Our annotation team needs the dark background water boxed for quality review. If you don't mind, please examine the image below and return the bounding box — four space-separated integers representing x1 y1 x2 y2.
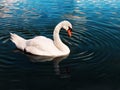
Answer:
0 0 120 90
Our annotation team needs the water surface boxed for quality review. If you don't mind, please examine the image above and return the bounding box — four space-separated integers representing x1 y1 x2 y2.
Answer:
0 0 120 90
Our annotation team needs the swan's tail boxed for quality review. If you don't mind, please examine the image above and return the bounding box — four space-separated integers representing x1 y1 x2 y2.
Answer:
10 33 26 50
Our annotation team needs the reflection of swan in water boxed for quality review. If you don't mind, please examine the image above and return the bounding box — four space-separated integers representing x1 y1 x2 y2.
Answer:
14 49 69 76
26 53 68 75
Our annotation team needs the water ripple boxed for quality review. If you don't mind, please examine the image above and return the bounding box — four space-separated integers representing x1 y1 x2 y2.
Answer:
0 0 120 81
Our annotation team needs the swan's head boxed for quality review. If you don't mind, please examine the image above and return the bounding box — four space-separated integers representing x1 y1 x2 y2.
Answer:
61 20 72 37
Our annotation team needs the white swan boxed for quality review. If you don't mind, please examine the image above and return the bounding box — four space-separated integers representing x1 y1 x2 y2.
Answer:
10 20 72 57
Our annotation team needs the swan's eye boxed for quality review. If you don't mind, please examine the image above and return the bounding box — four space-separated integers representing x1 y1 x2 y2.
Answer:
68 27 72 32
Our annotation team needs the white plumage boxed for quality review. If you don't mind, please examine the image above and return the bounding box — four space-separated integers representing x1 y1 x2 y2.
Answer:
10 20 72 57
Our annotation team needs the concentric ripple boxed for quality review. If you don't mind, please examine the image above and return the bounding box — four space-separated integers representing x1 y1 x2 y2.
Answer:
61 18 120 66
0 15 120 71
0 0 120 78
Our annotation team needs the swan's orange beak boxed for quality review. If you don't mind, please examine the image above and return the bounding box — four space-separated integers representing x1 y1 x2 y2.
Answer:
67 27 72 37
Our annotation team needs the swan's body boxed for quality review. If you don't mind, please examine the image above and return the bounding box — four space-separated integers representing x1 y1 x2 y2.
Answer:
10 20 72 57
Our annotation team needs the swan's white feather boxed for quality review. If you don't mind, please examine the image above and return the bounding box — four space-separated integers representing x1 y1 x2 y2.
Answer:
10 33 26 50
10 20 72 57
25 36 62 56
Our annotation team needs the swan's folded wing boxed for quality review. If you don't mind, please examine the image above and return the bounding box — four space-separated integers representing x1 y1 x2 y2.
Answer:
25 36 61 55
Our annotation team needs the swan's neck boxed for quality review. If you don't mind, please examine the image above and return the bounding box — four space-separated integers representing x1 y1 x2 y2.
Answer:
53 23 70 55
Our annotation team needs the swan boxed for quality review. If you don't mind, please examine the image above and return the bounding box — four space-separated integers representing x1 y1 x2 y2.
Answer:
10 20 72 57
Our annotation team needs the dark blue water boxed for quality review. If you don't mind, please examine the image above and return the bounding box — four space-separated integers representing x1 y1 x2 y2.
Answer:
0 0 120 90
